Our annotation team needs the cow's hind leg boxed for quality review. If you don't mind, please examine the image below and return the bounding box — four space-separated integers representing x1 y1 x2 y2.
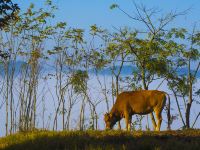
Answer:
124 112 131 131
150 113 157 131
155 110 162 131
155 94 166 131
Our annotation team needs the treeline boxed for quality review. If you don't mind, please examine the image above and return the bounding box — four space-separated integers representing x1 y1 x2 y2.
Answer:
0 1 200 136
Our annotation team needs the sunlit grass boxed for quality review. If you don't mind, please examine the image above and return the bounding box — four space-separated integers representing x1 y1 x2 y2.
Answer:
0 129 200 150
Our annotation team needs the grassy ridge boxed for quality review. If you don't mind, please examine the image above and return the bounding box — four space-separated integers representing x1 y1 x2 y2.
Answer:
0 130 200 150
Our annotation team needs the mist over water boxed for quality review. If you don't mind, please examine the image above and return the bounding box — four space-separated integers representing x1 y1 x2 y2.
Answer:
0 70 199 137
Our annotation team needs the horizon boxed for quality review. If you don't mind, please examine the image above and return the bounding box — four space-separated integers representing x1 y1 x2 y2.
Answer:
1 61 200 77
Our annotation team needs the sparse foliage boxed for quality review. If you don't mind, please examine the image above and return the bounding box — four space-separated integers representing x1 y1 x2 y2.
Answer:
0 0 199 137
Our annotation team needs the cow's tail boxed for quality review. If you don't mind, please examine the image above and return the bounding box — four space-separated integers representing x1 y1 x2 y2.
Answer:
165 92 171 130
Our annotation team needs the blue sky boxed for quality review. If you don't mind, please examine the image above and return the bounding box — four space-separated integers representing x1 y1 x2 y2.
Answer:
14 0 200 31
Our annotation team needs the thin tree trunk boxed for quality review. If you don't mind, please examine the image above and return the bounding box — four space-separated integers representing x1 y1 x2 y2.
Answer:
172 89 186 127
192 112 200 128
5 63 9 136
79 98 85 130
141 66 157 130
186 59 192 128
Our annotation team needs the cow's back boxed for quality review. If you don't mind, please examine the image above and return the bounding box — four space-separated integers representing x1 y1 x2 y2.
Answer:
113 90 166 115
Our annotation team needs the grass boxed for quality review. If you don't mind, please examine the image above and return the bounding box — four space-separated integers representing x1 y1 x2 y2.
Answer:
0 129 200 150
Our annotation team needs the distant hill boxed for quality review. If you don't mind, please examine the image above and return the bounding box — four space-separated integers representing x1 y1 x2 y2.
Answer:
0 61 26 76
88 65 135 75
0 61 200 78
89 65 200 78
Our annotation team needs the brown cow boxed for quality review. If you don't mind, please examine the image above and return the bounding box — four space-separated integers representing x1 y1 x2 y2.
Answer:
104 90 170 131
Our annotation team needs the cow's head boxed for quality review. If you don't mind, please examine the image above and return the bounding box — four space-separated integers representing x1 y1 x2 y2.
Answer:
104 113 115 129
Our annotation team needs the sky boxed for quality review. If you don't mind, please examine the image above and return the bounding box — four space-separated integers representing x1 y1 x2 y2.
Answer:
13 0 200 31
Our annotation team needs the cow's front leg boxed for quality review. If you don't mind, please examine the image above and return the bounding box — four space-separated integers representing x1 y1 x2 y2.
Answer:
128 116 132 131
118 121 121 130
